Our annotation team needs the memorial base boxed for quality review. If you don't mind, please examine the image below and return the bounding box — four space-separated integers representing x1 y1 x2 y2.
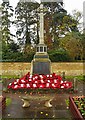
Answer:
31 52 51 75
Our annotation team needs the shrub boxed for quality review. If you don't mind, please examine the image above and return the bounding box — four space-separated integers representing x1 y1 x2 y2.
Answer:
48 48 71 62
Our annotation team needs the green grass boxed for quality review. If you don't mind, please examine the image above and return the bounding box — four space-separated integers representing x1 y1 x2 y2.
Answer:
1 75 84 79
66 75 85 81
65 99 69 107
6 97 12 106
1 75 20 79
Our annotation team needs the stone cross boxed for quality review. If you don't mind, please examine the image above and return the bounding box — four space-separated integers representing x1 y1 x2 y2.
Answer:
39 4 44 44
36 4 47 53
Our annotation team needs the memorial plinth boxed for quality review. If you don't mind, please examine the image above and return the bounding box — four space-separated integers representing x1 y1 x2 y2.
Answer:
31 4 51 75
31 53 51 75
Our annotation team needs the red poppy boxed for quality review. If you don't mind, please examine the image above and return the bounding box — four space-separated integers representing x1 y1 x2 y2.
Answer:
7 72 72 90
38 84 45 88
32 83 38 88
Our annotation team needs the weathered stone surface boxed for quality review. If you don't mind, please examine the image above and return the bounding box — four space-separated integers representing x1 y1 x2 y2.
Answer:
32 61 50 75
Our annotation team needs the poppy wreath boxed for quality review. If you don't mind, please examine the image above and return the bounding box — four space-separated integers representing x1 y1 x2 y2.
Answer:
7 72 72 90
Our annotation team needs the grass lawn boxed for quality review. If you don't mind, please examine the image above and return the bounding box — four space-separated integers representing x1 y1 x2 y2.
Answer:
66 75 84 82
6 97 12 106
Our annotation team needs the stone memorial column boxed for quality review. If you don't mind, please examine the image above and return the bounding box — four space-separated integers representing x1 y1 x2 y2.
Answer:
31 4 51 75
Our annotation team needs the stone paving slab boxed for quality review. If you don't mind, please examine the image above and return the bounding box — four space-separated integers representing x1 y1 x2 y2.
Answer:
2 92 73 119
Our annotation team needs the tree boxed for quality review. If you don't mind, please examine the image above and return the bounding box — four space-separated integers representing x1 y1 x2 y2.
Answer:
80 33 85 60
0 5 2 60
8 42 20 52
43 2 79 50
1 0 14 44
43 2 65 49
59 32 83 60
71 10 83 32
15 1 39 47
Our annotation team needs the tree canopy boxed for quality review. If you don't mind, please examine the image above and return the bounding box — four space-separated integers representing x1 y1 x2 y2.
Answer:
1 1 85 62
1 0 14 44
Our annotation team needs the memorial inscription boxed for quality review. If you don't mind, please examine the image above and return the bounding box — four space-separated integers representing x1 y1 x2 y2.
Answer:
33 62 50 75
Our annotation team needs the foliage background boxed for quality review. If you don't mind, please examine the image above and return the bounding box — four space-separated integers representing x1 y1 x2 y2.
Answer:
0 0 85 62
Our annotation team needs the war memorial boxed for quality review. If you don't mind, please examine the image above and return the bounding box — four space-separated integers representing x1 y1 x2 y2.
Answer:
1 1 85 120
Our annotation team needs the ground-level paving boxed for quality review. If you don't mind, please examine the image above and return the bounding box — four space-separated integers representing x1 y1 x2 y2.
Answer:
2 92 73 120
1 81 85 119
